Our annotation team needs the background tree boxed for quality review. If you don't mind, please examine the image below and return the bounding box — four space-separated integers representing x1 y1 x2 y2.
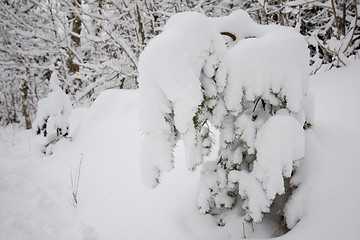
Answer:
0 0 52 128
0 0 358 129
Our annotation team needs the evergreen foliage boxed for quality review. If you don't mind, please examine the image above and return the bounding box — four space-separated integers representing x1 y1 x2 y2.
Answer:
139 10 314 228
33 71 72 155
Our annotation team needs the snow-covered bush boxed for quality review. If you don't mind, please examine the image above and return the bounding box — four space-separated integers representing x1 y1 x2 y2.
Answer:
33 72 72 154
139 10 313 228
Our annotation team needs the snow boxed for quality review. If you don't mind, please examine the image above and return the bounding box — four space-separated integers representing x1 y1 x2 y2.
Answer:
197 161 234 214
32 72 72 154
227 115 305 222
224 24 309 114
139 10 310 200
210 10 309 115
1 60 360 238
139 10 315 226
1 9 360 240
280 61 360 239
139 12 224 134
235 112 256 154
254 115 305 197
138 11 228 185
0 128 87 240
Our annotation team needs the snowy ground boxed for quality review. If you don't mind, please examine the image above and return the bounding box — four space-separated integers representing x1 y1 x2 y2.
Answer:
1 60 360 240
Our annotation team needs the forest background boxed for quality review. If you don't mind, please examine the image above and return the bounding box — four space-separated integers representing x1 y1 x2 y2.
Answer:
0 0 359 129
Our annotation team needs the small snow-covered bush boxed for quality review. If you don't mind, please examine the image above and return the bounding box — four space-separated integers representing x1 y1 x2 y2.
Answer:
33 72 72 154
139 10 313 229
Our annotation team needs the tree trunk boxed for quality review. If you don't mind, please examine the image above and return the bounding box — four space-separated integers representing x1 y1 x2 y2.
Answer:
10 84 18 124
136 3 146 46
67 0 82 91
20 81 31 129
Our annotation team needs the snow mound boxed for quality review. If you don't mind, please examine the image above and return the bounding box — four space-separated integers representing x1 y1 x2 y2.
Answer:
1 61 360 239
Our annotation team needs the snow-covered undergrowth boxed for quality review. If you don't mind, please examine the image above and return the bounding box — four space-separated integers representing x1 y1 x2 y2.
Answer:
1 60 360 239
139 10 312 227
33 72 72 155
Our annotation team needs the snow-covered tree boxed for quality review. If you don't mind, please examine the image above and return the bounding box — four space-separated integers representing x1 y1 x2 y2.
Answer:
2 0 354 130
238 0 360 72
33 71 72 155
139 10 313 229
0 0 54 128
0 0 145 127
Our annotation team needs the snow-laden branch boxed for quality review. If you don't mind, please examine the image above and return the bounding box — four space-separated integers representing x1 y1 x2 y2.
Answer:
139 10 312 226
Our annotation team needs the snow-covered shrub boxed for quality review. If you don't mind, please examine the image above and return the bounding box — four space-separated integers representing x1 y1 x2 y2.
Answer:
33 72 72 154
139 10 313 228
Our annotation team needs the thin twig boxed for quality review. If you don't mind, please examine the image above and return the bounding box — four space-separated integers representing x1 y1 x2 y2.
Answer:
220 32 236 41
343 0 358 54
69 153 83 207
243 222 247 239
314 36 347 67
253 97 262 113
331 0 340 32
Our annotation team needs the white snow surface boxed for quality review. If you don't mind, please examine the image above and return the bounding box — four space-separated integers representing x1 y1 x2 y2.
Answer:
1 60 360 239
280 61 360 240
